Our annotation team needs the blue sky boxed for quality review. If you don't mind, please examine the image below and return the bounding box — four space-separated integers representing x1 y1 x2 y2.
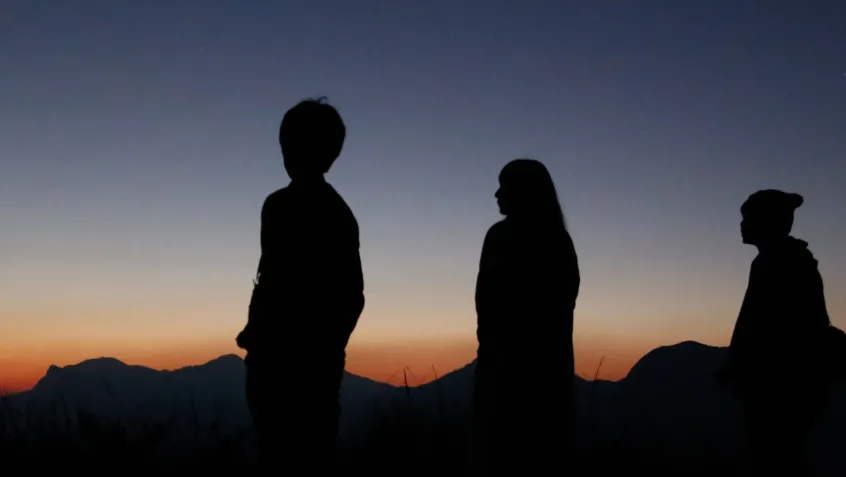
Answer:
1 0 844 385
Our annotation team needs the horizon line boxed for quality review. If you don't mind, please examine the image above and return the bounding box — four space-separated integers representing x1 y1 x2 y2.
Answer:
0 339 723 394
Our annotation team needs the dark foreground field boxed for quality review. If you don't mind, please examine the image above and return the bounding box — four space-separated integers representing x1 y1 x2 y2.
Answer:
0 398 744 476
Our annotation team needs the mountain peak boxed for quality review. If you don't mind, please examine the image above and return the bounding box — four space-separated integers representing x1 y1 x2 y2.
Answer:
76 356 128 367
204 354 243 366
626 340 726 384
44 357 128 375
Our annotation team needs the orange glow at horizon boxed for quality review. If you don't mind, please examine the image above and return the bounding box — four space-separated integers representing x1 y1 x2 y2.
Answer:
0 335 674 394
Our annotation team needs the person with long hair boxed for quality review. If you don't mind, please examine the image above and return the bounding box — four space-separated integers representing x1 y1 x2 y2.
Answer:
471 158 580 476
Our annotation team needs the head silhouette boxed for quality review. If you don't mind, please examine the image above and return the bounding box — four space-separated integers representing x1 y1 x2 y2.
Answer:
496 158 567 230
278 97 346 181
740 189 803 246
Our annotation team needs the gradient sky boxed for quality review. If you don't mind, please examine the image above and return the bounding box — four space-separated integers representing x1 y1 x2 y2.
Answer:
1 1 845 392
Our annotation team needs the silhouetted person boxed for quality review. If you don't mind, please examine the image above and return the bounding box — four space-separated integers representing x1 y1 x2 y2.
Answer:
471 159 580 476
715 190 832 476
236 97 364 473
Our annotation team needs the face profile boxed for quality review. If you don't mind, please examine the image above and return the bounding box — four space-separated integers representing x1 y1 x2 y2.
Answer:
493 158 566 229
494 178 516 216
739 189 804 246
739 211 771 245
740 213 757 245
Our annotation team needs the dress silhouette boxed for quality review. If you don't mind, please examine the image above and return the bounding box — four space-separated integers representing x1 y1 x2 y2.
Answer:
471 159 580 476
236 98 365 473
717 189 832 476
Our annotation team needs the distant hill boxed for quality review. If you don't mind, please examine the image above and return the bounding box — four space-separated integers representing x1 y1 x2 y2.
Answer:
5 354 401 439
3 341 845 474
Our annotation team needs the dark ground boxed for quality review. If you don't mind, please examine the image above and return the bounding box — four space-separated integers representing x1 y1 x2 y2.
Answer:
0 396 744 476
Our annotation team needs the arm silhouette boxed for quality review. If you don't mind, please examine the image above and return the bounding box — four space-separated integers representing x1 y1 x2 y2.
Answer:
330 218 365 350
475 223 505 348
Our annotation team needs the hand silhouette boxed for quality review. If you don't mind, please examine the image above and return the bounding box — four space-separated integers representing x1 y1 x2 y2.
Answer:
236 325 253 350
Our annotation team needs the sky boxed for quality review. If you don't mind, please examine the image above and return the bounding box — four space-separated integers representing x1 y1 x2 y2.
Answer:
1 0 845 392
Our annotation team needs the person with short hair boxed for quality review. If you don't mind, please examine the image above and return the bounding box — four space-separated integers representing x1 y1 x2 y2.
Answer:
237 97 365 473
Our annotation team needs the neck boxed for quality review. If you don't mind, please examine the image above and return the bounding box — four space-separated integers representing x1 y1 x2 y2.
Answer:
755 235 791 252
290 175 326 185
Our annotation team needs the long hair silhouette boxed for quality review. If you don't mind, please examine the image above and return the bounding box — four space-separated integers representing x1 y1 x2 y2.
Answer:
499 158 568 232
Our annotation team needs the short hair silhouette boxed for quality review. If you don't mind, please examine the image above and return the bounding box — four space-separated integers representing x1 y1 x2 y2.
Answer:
499 158 568 230
741 189 804 236
278 97 346 177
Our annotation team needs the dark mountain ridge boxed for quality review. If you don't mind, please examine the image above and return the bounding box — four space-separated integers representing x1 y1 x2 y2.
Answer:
3 341 845 474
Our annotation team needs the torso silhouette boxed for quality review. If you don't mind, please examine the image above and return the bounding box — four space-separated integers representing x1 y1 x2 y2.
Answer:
729 235 830 391
472 217 580 474
242 177 364 471
728 236 832 475
250 177 364 368
475 218 580 375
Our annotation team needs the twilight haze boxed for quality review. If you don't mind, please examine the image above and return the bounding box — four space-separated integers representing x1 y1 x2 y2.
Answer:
1 1 844 392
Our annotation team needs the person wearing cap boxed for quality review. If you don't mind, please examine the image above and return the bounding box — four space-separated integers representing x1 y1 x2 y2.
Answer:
715 189 832 475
